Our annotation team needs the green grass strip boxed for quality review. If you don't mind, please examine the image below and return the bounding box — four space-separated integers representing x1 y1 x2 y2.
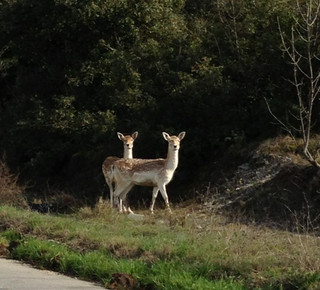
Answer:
2 205 320 289
5 234 245 289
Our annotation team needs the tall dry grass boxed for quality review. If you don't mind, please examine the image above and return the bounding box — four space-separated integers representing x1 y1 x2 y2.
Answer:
0 159 28 209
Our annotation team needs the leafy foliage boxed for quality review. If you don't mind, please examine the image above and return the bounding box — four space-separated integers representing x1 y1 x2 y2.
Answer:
0 0 312 199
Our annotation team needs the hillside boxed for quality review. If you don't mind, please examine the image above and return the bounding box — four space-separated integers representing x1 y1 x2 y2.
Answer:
201 136 320 234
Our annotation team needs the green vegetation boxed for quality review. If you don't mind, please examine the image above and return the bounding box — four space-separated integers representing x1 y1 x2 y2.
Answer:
1 204 320 289
0 0 310 199
1 1 320 288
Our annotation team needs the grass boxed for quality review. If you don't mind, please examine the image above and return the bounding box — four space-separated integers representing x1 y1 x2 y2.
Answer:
1 203 320 289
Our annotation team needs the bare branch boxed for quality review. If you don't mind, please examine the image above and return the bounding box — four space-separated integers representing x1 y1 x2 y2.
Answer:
264 98 296 140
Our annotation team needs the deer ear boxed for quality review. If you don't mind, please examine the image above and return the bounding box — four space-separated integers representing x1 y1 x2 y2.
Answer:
178 131 186 141
132 131 138 140
117 132 124 141
162 132 170 141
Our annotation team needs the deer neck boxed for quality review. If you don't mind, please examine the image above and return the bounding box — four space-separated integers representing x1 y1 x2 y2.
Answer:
165 146 179 171
123 147 133 159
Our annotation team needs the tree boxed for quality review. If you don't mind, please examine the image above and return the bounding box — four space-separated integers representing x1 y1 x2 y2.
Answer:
275 0 320 168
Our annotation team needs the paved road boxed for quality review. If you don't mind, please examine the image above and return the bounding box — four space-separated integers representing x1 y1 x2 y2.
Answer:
0 258 106 290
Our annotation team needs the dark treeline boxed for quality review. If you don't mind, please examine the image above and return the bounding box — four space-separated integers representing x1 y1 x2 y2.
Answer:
0 0 311 202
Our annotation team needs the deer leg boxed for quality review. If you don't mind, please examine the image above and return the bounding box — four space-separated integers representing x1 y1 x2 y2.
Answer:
114 183 133 213
150 187 159 214
105 178 114 206
112 186 123 211
158 184 172 213
123 199 134 214
121 186 135 214
113 184 127 213
119 184 134 211
109 185 114 206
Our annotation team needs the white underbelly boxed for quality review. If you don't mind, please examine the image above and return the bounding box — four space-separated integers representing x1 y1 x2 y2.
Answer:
131 170 174 187
132 172 157 187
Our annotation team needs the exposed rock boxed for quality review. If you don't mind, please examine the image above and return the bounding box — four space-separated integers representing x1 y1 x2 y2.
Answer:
127 213 145 221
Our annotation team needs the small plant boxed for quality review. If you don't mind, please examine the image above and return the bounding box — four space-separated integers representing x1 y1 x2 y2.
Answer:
0 159 28 209
77 198 117 220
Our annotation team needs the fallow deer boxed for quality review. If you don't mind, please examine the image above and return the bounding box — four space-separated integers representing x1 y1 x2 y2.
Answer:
102 131 138 211
113 131 185 214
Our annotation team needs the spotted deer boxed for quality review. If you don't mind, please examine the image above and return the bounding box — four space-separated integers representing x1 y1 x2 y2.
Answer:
113 131 186 214
102 131 138 211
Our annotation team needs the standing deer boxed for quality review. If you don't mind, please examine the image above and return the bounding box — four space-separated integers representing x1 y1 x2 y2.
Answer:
102 131 138 211
113 131 186 214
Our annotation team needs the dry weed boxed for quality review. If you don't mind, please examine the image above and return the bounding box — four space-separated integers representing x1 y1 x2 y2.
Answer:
0 159 28 209
77 197 116 219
